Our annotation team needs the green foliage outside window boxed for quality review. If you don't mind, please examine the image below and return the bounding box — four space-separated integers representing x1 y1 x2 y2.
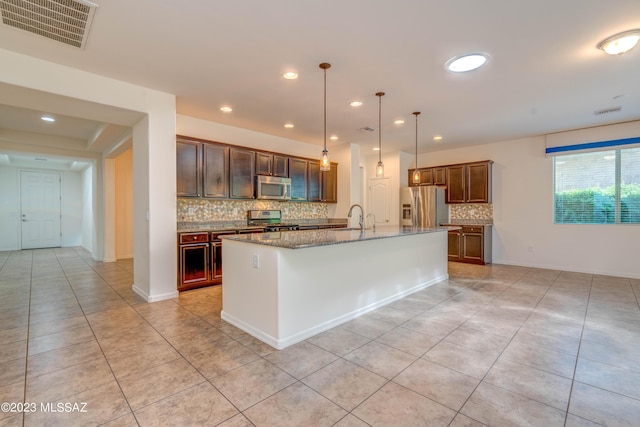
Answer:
555 184 640 223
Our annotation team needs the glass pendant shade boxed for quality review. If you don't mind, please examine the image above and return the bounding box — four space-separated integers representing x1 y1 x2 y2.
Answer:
319 63 331 172
376 161 384 177
320 149 330 171
412 169 421 184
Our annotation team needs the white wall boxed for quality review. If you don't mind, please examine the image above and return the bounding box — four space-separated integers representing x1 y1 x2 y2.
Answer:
0 166 19 251
177 115 321 159
1 48 177 302
61 170 82 247
420 136 640 279
115 148 134 259
81 166 94 253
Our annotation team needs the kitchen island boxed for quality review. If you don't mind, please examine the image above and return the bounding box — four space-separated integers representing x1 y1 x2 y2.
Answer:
221 226 451 349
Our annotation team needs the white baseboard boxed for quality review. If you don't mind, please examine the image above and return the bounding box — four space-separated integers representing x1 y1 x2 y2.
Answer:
132 284 178 303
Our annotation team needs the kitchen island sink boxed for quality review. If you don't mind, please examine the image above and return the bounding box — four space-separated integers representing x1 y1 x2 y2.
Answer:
220 226 451 349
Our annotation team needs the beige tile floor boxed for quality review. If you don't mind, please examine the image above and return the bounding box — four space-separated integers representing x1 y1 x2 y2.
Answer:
1 247 639 426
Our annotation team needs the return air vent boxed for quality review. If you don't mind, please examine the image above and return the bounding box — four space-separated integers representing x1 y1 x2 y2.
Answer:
0 0 98 49
594 106 622 116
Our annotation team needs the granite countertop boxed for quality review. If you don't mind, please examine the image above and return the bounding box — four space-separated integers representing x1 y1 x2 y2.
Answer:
177 218 348 233
441 219 493 226
221 225 452 249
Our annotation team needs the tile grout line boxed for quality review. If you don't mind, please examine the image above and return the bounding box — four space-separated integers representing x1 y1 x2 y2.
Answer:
51 248 143 426
21 250 34 427
562 274 594 427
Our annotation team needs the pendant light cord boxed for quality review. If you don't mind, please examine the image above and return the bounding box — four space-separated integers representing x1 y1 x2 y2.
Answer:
414 111 420 172
323 66 327 152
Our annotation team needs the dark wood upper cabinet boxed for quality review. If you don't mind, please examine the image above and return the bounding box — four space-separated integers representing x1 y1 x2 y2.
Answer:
176 139 201 197
445 161 492 204
307 160 321 202
321 163 338 203
272 155 288 177
255 152 272 176
202 144 228 198
176 136 338 203
433 167 446 186
446 165 466 203
256 152 289 177
420 169 434 185
229 148 255 199
289 157 308 200
466 162 492 203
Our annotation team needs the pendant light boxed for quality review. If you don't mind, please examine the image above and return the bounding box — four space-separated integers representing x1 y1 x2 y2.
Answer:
319 63 331 171
375 92 385 177
412 112 421 184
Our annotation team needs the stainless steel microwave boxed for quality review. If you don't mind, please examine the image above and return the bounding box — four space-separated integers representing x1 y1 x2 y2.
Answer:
256 175 292 200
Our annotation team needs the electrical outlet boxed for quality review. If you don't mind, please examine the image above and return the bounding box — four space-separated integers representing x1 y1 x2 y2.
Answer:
252 254 260 268
188 207 195 216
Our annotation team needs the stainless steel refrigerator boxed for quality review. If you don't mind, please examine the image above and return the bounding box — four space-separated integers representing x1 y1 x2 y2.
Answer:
401 186 448 228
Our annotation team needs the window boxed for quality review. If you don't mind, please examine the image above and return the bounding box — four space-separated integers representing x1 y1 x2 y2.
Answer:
554 147 640 224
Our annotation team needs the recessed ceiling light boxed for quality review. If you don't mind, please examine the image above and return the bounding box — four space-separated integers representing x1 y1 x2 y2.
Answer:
330 135 338 140
372 147 380 151
220 106 233 113
282 72 298 79
284 123 294 128
394 119 405 125
446 53 489 72
41 115 55 122
597 29 640 55
350 101 363 107
433 135 443 141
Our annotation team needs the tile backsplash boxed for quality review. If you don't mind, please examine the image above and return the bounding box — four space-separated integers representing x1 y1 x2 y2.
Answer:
449 204 493 221
177 199 328 222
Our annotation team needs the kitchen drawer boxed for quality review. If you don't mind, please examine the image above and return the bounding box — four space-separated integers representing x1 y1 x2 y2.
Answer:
179 232 209 244
461 226 484 234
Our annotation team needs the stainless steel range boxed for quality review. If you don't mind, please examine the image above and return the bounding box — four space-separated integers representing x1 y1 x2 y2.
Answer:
247 210 300 232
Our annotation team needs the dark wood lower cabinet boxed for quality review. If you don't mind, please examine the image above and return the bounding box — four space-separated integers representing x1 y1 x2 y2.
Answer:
447 225 492 265
178 242 210 291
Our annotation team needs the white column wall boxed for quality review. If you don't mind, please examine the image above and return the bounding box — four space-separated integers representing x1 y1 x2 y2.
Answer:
0 48 177 301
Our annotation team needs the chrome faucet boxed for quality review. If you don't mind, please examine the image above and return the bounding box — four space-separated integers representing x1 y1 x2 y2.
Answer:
366 213 376 232
347 204 365 233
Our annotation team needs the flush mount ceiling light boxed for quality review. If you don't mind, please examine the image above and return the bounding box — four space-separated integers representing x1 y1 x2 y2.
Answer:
220 106 233 113
597 29 640 55
446 53 489 72
350 101 363 107
319 62 331 172
282 71 298 79
40 115 55 122
375 91 385 177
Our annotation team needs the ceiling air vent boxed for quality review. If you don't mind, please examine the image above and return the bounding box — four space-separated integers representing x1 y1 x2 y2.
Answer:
594 106 622 116
0 0 98 49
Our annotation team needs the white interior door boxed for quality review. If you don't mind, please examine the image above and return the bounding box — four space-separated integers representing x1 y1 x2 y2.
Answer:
368 177 391 225
21 171 62 249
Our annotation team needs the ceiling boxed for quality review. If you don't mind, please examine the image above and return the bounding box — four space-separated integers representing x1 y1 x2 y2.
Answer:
1 0 639 160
